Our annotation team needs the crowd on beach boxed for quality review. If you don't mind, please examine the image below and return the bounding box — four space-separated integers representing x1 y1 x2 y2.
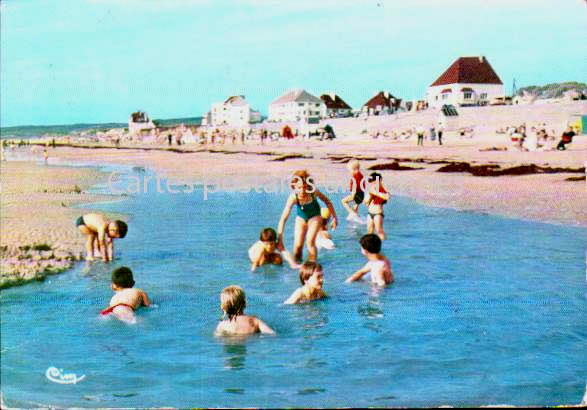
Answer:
81 160 393 333
496 123 578 151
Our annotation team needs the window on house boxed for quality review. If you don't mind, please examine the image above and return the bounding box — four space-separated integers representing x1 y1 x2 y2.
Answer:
480 93 487 100
315 103 320 107
442 94 448 100
464 92 472 100
298 103 304 107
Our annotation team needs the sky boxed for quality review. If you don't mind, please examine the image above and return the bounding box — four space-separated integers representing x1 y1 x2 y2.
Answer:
1 0 586 127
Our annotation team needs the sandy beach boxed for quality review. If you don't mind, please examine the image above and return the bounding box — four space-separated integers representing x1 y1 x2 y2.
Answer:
1 104 586 289
0 161 124 288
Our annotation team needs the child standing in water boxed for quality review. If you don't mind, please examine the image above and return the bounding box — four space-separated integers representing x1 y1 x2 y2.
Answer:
76 213 128 262
215 286 275 336
364 172 390 240
277 170 338 262
101 267 150 324
248 227 299 271
284 262 326 304
341 160 365 220
345 234 393 287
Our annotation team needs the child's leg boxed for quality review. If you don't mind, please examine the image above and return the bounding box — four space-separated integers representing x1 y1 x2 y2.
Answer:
293 217 308 261
341 194 357 215
305 216 322 262
86 235 96 261
367 215 375 235
374 215 386 240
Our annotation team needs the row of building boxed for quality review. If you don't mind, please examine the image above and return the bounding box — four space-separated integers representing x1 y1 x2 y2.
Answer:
130 56 506 131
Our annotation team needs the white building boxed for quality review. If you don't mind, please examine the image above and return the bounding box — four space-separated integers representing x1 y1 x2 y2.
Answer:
426 56 505 108
268 89 326 122
128 111 155 134
208 95 261 128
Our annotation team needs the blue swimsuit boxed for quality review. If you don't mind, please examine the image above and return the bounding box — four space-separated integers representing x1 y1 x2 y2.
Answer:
295 193 321 222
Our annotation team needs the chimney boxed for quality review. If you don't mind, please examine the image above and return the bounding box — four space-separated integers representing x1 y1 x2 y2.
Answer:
329 92 336 100
479 56 484 63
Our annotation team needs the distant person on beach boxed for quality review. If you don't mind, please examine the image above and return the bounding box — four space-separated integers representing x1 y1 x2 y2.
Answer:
43 148 49 164
556 126 576 151
341 159 365 220
429 127 436 142
277 170 338 262
76 213 128 262
249 228 299 271
215 286 275 336
437 124 444 145
284 261 326 304
167 134 172 146
316 208 335 250
101 266 150 324
416 126 425 146
364 172 390 241
345 234 393 287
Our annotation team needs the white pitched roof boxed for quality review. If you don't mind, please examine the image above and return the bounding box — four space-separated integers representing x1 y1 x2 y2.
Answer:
270 89 322 105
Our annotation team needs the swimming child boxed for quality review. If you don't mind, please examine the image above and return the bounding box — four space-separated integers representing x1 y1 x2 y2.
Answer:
284 261 326 304
341 160 365 219
76 213 128 262
364 172 390 240
345 234 393 287
277 170 338 262
316 208 335 250
248 228 300 271
101 266 150 324
215 285 275 336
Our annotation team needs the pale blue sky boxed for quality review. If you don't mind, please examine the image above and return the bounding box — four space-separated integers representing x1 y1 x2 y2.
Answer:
1 0 585 127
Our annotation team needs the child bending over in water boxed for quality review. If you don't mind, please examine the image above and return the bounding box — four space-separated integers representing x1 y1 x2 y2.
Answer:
345 234 393 287
284 261 326 304
76 213 128 262
364 172 390 240
316 208 335 250
248 228 299 271
277 170 338 262
101 266 150 324
215 286 275 336
341 160 365 219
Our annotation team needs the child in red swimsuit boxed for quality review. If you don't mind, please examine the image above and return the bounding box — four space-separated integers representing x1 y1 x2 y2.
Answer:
101 267 150 323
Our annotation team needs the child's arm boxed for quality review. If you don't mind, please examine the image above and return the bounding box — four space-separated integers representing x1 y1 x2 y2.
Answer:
284 288 303 304
345 264 371 283
256 318 276 334
370 186 390 202
276 195 295 251
315 190 338 230
280 250 301 269
141 290 151 307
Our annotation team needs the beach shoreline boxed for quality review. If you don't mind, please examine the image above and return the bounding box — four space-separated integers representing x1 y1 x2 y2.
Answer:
1 129 585 289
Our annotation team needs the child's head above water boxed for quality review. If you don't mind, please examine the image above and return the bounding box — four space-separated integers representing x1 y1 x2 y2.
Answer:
368 172 383 183
111 266 135 289
360 234 382 255
259 228 277 253
299 261 323 287
220 285 246 320
108 220 128 239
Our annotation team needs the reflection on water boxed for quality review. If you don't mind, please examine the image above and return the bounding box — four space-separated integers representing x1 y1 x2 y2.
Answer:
221 338 247 371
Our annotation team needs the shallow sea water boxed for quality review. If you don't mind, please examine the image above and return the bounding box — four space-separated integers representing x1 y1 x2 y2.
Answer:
1 168 585 407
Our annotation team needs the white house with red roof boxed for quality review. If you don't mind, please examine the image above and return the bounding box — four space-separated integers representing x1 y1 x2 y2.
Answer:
426 56 505 108
208 95 261 127
268 89 326 122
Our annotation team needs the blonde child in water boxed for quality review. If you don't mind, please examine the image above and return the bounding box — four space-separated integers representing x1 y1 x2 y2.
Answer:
277 170 338 262
215 286 275 336
345 234 393 287
284 261 326 304
341 159 366 219
76 213 128 262
101 267 150 324
316 208 335 250
248 228 299 271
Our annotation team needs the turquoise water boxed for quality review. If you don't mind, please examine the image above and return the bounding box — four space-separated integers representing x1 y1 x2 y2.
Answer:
1 169 585 407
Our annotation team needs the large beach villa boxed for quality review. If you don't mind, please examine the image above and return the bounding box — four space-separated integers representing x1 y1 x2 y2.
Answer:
426 56 505 108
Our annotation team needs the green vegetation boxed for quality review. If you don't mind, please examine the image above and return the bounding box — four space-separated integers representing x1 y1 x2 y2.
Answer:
516 82 586 98
32 243 52 251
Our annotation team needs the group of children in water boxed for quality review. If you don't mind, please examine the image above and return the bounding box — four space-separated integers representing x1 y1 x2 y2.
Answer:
78 160 393 330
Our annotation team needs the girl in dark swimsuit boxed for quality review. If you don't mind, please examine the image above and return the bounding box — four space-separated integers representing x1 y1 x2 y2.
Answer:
277 170 338 262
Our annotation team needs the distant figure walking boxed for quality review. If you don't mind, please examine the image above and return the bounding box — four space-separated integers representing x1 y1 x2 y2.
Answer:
429 127 436 142
167 134 172 146
556 126 576 151
416 126 425 146
437 125 444 145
